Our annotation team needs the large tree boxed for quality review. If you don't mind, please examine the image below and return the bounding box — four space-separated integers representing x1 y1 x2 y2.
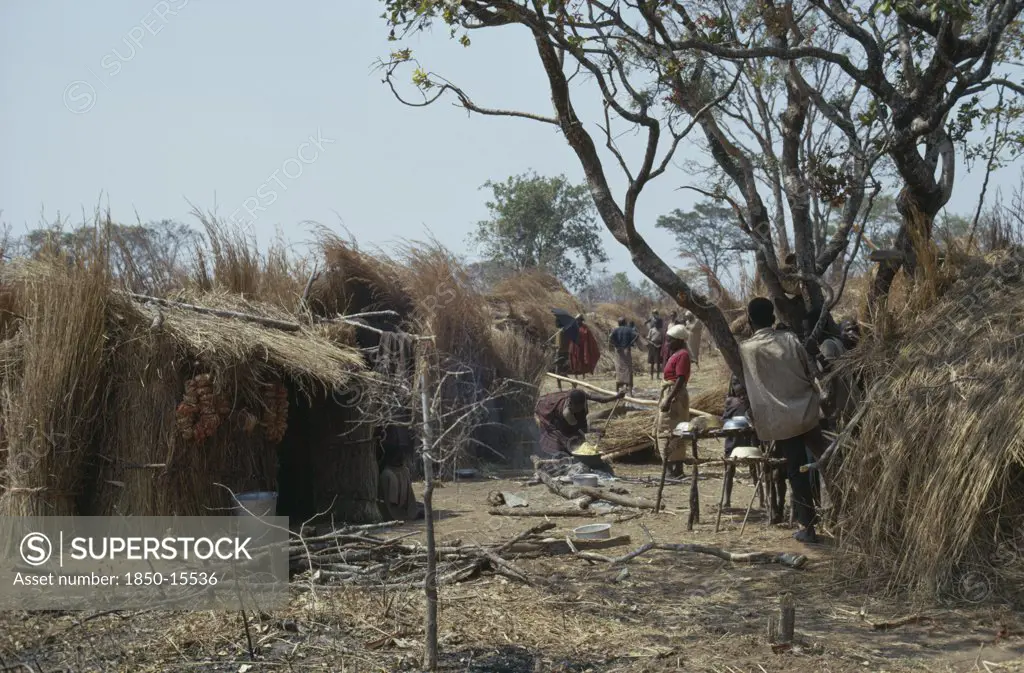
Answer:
379 0 1021 374
471 172 608 290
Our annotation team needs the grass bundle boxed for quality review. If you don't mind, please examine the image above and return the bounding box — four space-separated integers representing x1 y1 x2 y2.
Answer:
189 208 307 308
591 410 657 456
834 249 1024 598
0 257 110 516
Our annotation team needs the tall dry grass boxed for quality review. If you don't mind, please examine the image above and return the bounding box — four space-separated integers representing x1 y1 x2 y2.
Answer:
0 252 110 516
188 208 308 310
834 249 1024 598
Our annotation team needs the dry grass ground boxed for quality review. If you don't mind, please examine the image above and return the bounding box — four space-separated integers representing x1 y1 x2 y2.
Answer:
1 351 1022 672
2 460 1022 672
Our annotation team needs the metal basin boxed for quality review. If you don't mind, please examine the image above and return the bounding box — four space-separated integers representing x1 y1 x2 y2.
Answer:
573 523 611 540
571 473 600 488
723 417 751 431
731 445 763 460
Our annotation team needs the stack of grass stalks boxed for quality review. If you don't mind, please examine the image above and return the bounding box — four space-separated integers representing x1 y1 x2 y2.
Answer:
0 257 109 516
834 248 1024 599
592 410 657 457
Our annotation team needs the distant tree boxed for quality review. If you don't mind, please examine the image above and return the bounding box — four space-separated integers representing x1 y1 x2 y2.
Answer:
581 270 659 305
656 202 752 293
935 212 972 242
19 219 199 293
471 172 608 291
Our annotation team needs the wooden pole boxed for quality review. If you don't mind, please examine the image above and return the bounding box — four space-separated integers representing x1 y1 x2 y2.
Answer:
129 293 303 331
653 403 669 513
715 459 727 533
780 593 796 644
593 396 623 453
545 373 713 418
687 434 700 530
418 357 438 671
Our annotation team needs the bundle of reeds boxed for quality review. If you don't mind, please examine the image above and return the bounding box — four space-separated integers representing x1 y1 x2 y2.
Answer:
0 257 109 516
834 249 1024 598
592 410 657 456
309 233 414 322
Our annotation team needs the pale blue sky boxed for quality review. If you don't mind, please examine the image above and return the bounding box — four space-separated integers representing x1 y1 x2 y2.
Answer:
0 1 1017 282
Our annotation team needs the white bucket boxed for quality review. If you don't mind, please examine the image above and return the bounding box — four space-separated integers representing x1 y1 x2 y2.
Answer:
233 491 277 517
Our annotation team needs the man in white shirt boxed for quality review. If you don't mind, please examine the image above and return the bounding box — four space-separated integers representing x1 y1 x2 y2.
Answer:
739 297 827 543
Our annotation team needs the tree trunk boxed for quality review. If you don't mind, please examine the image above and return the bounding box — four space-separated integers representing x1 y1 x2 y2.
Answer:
527 29 744 377
870 191 936 303
419 365 439 671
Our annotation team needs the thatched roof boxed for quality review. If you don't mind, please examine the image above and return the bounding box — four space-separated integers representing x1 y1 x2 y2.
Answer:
2 261 365 392
835 248 1024 598
123 291 364 390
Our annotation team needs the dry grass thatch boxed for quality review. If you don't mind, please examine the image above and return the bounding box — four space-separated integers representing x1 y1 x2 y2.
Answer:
0 257 109 516
834 248 1024 598
0 255 365 517
307 238 553 469
488 271 582 341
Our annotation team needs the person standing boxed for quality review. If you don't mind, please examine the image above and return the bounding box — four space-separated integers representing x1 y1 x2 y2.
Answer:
569 314 600 380
553 315 572 390
609 317 637 394
739 297 826 543
658 324 691 478
645 317 664 379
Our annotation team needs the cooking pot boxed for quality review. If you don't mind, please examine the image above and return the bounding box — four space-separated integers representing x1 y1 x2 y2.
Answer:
723 416 752 431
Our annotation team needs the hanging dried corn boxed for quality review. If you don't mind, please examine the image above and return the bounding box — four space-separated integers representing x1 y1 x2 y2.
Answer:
260 381 289 443
175 373 230 443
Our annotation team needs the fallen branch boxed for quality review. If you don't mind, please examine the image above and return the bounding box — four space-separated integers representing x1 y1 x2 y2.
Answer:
129 293 302 331
545 373 712 417
489 507 602 517
862 613 934 631
496 521 557 553
506 535 632 555
572 539 806 569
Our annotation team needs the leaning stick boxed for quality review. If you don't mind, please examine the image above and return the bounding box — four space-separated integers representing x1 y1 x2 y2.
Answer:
654 403 670 513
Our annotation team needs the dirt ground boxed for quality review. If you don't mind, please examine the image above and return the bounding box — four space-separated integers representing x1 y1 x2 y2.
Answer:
1 353 1023 672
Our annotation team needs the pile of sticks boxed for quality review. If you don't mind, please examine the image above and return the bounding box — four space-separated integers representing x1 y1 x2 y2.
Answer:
289 521 579 589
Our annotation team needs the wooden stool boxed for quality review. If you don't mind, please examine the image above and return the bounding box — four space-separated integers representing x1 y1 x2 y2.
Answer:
716 446 763 533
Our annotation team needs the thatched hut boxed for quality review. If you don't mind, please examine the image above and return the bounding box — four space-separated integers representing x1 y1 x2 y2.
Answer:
0 258 372 522
307 239 549 470
835 249 1024 600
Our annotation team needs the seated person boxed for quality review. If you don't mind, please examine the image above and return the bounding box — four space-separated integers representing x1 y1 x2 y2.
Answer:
378 446 423 522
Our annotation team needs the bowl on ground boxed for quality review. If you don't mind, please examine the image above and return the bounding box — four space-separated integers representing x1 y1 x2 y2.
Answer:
573 523 611 540
571 473 600 488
